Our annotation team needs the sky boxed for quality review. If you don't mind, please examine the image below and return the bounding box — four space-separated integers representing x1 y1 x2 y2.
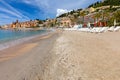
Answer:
0 0 101 25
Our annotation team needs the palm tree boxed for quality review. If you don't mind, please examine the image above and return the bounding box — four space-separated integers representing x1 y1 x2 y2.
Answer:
95 12 101 21
94 12 101 26
101 11 110 26
80 11 86 24
70 16 76 25
114 10 120 25
102 11 109 21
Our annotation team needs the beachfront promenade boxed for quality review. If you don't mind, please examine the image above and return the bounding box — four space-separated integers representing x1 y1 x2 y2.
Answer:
0 30 120 80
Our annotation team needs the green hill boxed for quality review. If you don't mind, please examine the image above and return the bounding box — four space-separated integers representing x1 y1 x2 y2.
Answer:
88 0 120 8
57 0 120 18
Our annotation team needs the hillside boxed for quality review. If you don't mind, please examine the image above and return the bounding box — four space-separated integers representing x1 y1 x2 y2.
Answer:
88 0 120 8
57 0 120 18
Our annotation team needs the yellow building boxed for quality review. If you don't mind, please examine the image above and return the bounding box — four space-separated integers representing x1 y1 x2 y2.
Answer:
89 7 95 13
57 17 72 28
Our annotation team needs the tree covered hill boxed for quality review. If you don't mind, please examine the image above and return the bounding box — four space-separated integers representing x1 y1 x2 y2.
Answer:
57 0 120 18
88 0 120 8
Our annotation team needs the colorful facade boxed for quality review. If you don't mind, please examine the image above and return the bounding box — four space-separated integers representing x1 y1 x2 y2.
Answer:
11 20 39 28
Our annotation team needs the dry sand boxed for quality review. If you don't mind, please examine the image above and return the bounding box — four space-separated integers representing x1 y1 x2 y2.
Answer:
43 31 120 80
0 30 120 80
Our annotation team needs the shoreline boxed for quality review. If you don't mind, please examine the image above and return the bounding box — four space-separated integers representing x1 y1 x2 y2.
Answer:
0 30 58 62
0 30 60 80
0 29 54 51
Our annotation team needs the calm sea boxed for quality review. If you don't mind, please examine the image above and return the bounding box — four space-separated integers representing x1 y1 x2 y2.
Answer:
0 29 48 50
0 29 47 43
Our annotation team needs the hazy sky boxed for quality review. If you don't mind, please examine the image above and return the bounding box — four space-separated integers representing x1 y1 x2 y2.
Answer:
0 0 101 25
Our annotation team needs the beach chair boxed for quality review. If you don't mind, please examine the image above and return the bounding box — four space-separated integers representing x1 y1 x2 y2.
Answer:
78 28 89 32
86 28 91 32
95 27 102 33
90 27 100 33
89 27 95 33
108 26 115 32
98 27 109 33
114 26 120 32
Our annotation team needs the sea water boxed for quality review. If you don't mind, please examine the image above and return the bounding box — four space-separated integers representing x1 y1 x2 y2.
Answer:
0 29 48 50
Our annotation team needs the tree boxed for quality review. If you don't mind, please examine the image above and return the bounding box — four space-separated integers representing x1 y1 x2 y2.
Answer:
94 12 101 26
35 19 43 24
77 8 82 11
114 10 120 25
107 16 114 26
101 11 109 21
80 11 86 24
106 11 120 26
88 0 120 9
70 16 77 25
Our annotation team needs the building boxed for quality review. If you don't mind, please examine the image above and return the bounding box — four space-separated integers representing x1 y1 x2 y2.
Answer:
56 17 72 28
85 7 95 13
10 20 39 28
43 19 56 27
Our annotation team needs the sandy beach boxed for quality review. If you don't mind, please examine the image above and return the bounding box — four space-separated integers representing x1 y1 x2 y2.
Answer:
0 30 120 80
43 31 120 80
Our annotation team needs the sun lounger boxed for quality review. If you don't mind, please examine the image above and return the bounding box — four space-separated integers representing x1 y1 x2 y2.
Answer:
90 27 102 33
114 26 120 32
108 26 115 32
78 28 90 32
98 27 109 33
